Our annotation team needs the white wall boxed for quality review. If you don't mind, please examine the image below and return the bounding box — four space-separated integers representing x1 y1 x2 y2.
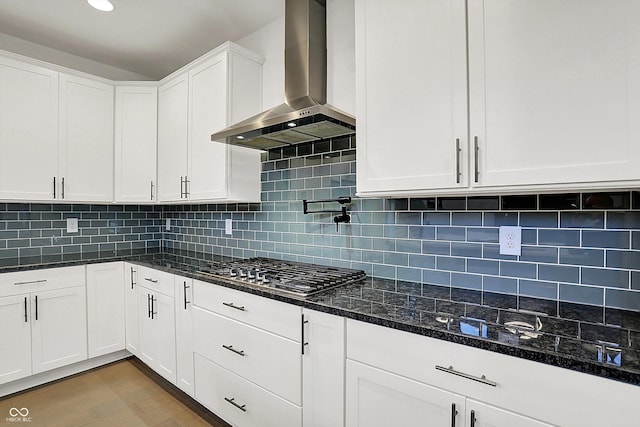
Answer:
236 0 355 116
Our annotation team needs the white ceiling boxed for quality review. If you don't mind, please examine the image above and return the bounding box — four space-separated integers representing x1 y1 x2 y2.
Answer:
0 0 284 80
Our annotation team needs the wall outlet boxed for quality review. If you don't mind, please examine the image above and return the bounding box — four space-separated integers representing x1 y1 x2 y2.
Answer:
225 218 233 235
165 218 171 231
66 218 79 233
499 226 522 256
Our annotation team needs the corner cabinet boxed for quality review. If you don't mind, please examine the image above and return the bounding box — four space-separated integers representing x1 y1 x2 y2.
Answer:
157 42 263 203
356 0 640 197
114 85 158 203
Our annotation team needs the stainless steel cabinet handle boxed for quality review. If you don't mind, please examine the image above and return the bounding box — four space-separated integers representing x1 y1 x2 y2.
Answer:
147 293 151 318
222 302 245 311
144 277 158 283
184 176 189 197
222 344 245 357
224 397 247 412
150 181 154 200
61 177 65 199
301 314 309 355
183 281 190 310
470 410 476 427
151 295 157 319
53 177 56 199
455 138 461 184
13 279 47 286
130 267 136 289
451 403 458 427
436 365 497 387
24 297 28 322
34 295 38 321
473 136 479 183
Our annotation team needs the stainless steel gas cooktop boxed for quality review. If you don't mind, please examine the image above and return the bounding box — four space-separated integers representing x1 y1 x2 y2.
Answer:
195 257 366 297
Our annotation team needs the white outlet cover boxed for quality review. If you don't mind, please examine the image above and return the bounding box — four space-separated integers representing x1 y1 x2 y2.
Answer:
225 218 233 235
66 218 79 233
499 226 522 256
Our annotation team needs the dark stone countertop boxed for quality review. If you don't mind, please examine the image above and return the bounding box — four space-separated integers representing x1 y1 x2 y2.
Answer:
2 248 639 386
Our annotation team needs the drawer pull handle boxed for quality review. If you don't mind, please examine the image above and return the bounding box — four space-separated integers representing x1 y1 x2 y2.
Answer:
222 302 245 311
435 365 497 387
144 278 158 283
224 397 247 412
222 344 245 357
14 279 47 286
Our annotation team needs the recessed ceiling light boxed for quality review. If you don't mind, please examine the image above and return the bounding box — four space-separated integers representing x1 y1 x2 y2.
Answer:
87 0 114 12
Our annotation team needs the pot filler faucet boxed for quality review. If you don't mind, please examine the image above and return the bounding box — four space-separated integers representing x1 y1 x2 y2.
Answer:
303 196 351 231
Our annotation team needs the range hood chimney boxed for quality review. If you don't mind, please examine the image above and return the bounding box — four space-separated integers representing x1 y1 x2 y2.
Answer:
211 0 355 150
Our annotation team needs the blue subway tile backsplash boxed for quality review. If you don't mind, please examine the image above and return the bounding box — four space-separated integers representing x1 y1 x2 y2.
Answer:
1 137 639 313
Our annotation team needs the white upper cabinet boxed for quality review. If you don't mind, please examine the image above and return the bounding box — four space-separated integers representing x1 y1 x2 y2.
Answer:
114 85 158 203
355 0 468 195
157 72 190 203
0 57 59 201
157 42 263 204
59 73 114 202
468 0 640 191
356 0 640 196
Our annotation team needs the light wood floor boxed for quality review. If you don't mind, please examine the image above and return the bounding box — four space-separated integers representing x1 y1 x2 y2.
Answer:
0 359 228 427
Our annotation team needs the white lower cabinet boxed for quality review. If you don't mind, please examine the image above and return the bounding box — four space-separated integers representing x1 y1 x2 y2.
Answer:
0 294 33 383
346 319 638 427
136 267 176 384
192 280 302 427
194 354 302 427
0 266 87 385
86 262 125 358
346 359 466 427
124 263 139 355
302 309 345 427
175 276 194 396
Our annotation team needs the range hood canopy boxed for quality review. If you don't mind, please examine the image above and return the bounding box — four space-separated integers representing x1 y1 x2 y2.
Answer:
211 0 355 150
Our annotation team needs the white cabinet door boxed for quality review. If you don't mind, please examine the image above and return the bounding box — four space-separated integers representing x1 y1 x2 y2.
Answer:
137 284 176 384
114 85 158 203
0 294 32 384
124 263 139 355
137 286 156 367
0 57 58 201
157 73 189 202
175 276 194 396
58 74 114 202
31 286 87 374
188 54 229 201
346 359 466 427
86 262 125 358
355 0 468 196
466 400 553 427
302 309 345 427
468 0 640 190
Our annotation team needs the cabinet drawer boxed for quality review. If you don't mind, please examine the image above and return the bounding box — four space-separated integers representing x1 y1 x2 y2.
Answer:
347 319 638 427
193 306 301 405
193 280 301 340
0 265 85 297
133 265 174 297
194 354 301 427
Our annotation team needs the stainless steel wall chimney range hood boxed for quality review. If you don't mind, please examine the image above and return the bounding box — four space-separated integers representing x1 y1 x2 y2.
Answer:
211 0 355 150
